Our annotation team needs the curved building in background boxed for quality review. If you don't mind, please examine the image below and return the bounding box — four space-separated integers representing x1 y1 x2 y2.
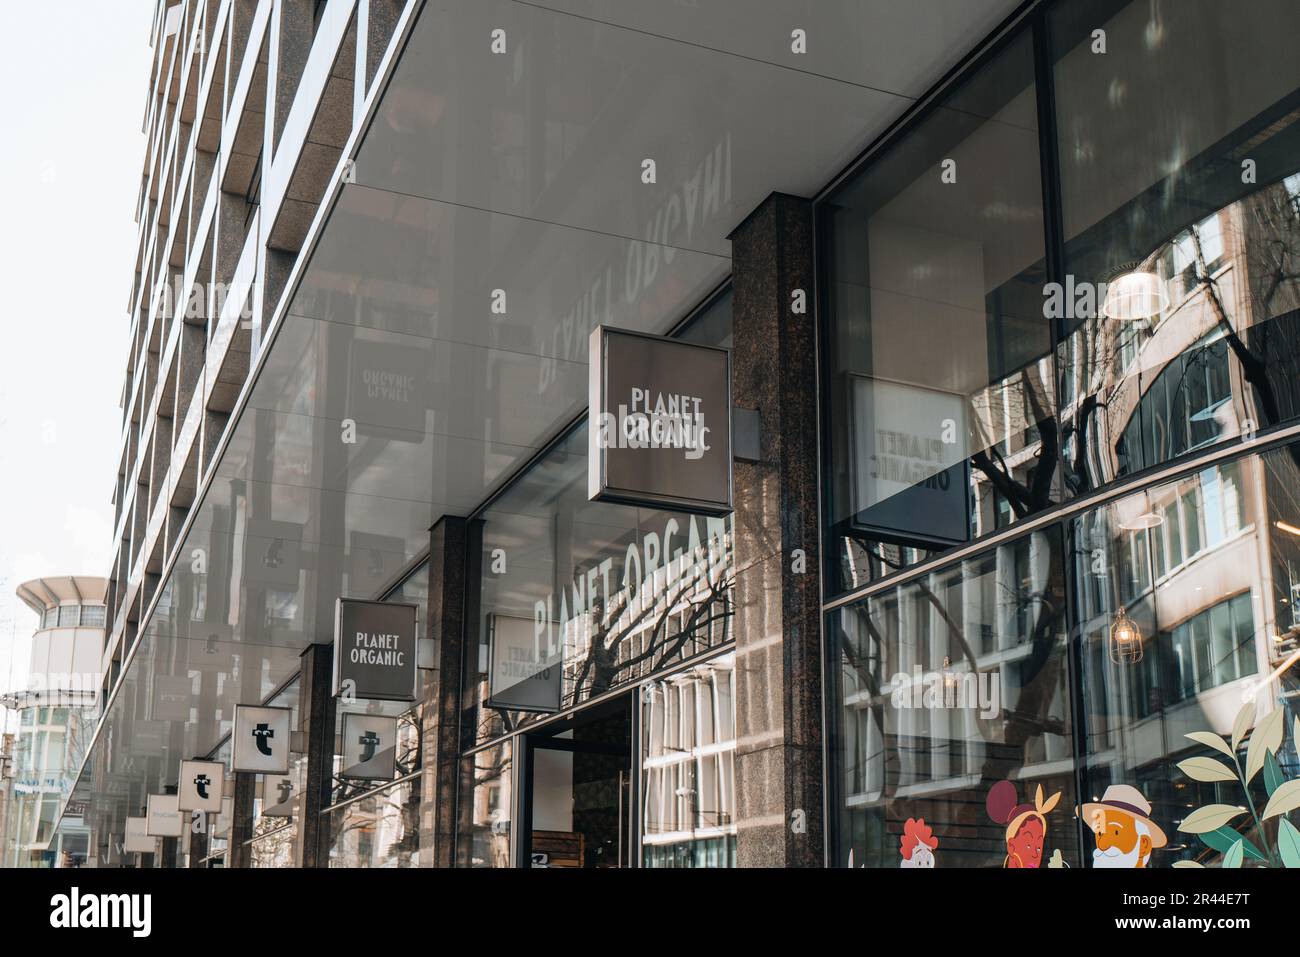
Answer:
0 576 106 867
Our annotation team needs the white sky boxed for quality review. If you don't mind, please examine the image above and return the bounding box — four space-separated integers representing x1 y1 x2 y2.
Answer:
0 1 154 715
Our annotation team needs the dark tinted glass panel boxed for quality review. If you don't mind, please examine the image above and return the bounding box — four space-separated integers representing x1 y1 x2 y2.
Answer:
1052 0 1300 493
822 31 1053 598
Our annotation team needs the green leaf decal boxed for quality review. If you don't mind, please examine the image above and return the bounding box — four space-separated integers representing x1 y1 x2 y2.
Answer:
1231 700 1256 753
1199 826 1267 862
1262 780 1300 820
1245 707 1285 783
1173 860 1205 868
1178 804 1248 834
1265 750 1285 797
1185 731 1235 759
1222 839 1244 869
1177 757 1237 783
1279 819 1300 869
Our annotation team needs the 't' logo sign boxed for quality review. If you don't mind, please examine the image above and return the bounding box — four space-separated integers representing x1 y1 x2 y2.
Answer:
359 730 380 762
253 723 275 756
194 774 211 799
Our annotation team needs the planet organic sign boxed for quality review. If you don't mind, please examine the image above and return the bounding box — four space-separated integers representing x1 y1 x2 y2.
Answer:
332 598 418 702
588 326 732 515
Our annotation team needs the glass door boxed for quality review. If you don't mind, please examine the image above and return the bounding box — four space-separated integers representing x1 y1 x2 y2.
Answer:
520 695 634 868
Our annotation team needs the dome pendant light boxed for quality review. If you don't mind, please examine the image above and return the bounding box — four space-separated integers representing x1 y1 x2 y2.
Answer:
1102 261 1169 321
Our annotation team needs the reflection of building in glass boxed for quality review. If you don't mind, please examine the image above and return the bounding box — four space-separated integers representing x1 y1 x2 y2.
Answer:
826 0 1300 869
1 577 106 868
461 742 512 869
641 654 736 867
1071 448 1300 861
837 532 1075 867
1059 172 1300 859
324 776 421 868
1065 178 1300 485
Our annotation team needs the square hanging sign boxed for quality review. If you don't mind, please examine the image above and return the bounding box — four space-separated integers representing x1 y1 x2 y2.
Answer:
333 598 418 702
231 705 292 774
588 326 732 515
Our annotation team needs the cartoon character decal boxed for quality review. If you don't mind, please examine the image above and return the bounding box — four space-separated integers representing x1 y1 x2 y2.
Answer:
986 780 1061 868
899 817 938 868
1079 784 1166 868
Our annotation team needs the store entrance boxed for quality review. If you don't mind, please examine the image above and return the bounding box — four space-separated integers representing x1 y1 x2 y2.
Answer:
520 694 634 868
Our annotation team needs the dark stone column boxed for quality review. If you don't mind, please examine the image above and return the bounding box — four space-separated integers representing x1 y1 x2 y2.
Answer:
727 192 824 867
228 772 256 868
293 642 338 867
160 784 180 868
419 515 477 868
188 809 210 867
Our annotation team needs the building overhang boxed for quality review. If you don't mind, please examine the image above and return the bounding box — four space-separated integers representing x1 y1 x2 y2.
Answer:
15 577 108 615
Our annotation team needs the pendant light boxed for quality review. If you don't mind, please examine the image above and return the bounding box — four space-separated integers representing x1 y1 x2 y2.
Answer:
1109 606 1144 664
1102 261 1168 321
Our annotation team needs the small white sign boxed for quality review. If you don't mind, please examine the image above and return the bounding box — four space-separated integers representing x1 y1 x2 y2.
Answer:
487 614 562 713
261 774 296 818
341 713 399 781
849 375 970 545
177 759 225 813
232 705 292 774
124 816 159 854
146 793 185 837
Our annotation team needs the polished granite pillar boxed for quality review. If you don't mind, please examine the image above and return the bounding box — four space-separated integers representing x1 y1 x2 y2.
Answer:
728 192 824 867
293 641 337 867
187 809 209 868
228 772 256 868
419 515 479 867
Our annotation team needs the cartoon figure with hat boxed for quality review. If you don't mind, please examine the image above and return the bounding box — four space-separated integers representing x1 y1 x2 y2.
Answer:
986 780 1061 868
1079 784 1166 868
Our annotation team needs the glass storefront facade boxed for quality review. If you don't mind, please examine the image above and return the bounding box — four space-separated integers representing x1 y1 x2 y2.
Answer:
456 289 736 868
56 0 1300 874
823 0 1300 868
